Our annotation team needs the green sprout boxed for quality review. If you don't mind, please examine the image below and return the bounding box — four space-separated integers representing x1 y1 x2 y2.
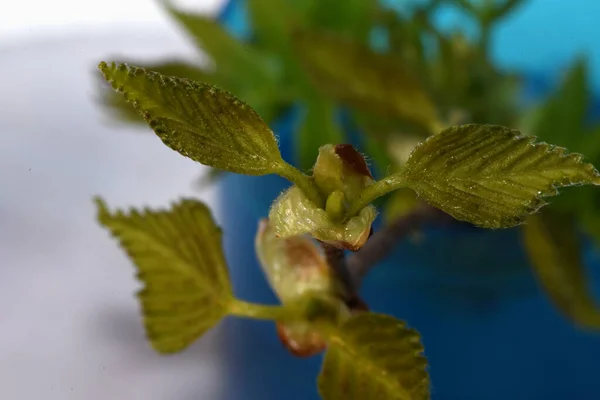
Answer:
95 59 600 399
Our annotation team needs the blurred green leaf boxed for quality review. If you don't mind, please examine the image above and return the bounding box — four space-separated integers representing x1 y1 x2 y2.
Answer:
305 0 378 40
246 0 303 52
97 59 213 124
161 0 281 122
292 30 442 134
352 124 600 227
96 197 233 353
523 212 600 329
531 58 589 152
98 62 286 175
385 189 420 223
297 97 345 171
318 313 430 400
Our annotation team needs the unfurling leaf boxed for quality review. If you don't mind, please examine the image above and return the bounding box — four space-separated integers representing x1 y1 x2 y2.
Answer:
318 313 429 400
98 62 286 176
313 144 374 201
399 124 600 228
292 30 441 133
95 197 233 353
255 219 346 357
255 219 343 303
523 212 600 329
269 186 377 250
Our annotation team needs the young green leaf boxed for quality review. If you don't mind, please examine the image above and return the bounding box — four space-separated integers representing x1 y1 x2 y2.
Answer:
269 186 377 251
350 124 600 228
98 62 285 176
95 197 233 353
318 313 429 400
523 212 600 329
97 59 214 124
255 219 349 357
291 30 442 134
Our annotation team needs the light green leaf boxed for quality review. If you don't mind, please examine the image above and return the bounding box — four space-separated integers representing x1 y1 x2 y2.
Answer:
292 30 442 134
349 124 600 227
95 197 233 353
523 212 600 329
98 62 285 176
97 59 213 124
402 124 600 228
269 186 377 251
318 313 429 400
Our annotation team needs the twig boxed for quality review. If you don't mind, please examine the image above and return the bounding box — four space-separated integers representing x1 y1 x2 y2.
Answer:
320 242 356 301
347 203 454 288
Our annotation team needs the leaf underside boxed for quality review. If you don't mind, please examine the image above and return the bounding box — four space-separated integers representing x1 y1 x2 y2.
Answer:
96 197 232 353
523 212 600 329
402 124 600 228
98 62 284 176
318 313 430 400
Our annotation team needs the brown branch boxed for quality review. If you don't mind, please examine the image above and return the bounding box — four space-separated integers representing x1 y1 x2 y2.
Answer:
320 242 356 301
347 203 454 288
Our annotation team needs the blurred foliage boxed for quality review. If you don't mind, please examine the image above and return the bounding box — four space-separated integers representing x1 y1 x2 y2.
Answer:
97 0 600 330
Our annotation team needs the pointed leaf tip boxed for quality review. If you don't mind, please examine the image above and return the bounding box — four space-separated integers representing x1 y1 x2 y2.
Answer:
97 62 285 176
96 198 233 353
400 124 600 228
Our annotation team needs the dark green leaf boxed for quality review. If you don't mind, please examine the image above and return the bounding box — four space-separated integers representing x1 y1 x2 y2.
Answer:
95 197 233 353
531 58 589 152
98 62 286 175
305 0 377 39
292 30 441 133
523 212 600 329
318 313 429 400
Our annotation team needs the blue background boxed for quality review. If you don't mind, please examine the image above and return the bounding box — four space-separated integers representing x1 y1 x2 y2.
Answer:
216 1 600 399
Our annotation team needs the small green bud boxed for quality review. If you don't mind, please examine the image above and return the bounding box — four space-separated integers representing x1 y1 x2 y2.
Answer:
325 190 346 222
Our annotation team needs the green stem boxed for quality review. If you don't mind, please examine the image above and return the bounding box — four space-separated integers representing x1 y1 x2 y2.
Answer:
277 163 325 208
229 299 293 321
346 174 407 217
